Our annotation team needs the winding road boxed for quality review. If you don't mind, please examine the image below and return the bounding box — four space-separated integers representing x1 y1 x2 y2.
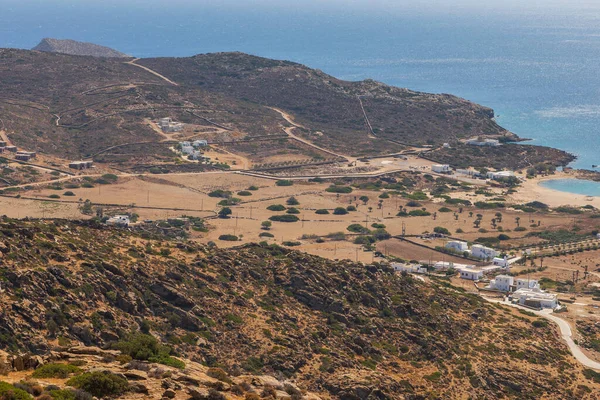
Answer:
124 59 179 86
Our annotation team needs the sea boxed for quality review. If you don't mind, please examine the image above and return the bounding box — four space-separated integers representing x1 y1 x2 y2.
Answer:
2 0 600 173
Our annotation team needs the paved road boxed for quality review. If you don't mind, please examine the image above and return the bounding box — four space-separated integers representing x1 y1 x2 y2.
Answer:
486 298 600 370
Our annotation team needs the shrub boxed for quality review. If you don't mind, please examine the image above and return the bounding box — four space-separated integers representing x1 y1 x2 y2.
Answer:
325 185 353 194
247 185 259 191
81 182 94 188
379 193 390 199
269 215 299 223
438 207 452 212
408 210 431 217
218 207 232 218
406 200 421 207
63 191 76 197
347 224 370 234
315 209 330 214
346 205 357 211
267 204 286 212
373 229 391 241
259 232 274 238
32 363 81 378
282 241 301 246
218 198 241 206
333 207 348 215
219 234 239 241
275 180 293 186
286 207 300 214
498 234 511 241
208 190 232 198
0 382 31 400
433 227 451 235
514 226 527 232
48 194 60 199
66 372 128 398
286 196 300 205
532 319 548 328
237 191 252 196
371 223 386 229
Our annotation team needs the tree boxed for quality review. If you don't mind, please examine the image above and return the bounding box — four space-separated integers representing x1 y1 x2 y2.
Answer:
218 207 232 218
359 195 369 205
515 216 521 227
261 221 272 230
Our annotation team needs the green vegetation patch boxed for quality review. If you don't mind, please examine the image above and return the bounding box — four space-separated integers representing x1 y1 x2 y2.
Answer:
32 363 81 378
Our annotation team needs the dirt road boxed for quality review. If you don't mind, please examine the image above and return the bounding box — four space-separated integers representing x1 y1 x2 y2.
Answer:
124 59 179 86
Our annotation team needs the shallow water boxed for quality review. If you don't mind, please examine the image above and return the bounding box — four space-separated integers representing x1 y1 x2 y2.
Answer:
539 178 600 197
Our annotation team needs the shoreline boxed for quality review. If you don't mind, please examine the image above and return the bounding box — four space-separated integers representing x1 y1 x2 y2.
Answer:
511 171 600 208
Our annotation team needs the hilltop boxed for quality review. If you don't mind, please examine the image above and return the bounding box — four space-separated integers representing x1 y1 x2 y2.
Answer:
32 38 129 58
0 47 573 170
0 218 596 399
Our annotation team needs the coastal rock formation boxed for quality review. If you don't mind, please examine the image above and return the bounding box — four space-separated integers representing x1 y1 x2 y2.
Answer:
32 38 129 58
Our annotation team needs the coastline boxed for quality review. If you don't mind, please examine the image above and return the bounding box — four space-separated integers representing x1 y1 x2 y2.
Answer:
510 171 600 208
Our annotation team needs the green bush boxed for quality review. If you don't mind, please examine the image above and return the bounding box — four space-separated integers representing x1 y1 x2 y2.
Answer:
406 200 422 207
237 190 252 196
208 190 232 198
0 382 31 400
346 205 357 211
408 209 431 217
286 196 300 205
81 182 94 188
498 234 511 241
48 194 60 199
433 227 451 235
247 185 259 191
63 191 76 196
275 180 293 186
333 207 348 215
269 215 299 222
282 241 301 246
325 185 353 194
438 207 452 213
259 232 274 238
267 204 286 212
219 234 239 241
148 355 185 369
286 207 300 214
315 209 330 214
67 372 128 398
347 224 370 234
32 363 81 378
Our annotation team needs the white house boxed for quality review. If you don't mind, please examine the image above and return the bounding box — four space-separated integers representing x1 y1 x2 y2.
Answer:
446 240 469 253
434 261 472 270
511 288 558 309
487 171 515 181
192 140 208 148
457 267 483 280
106 215 130 227
493 257 509 268
466 138 500 147
392 263 428 274
159 117 183 132
516 278 540 290
188 151 208 161
181 145 194 155
432 164 451 174
471 244 497 260
487 275 514 292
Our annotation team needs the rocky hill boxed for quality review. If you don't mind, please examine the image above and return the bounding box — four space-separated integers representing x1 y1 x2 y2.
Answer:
0 218 597 399
32 38 129 58
0 47 574 168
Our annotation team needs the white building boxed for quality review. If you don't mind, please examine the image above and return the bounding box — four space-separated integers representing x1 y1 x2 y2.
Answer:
434 261 472 270
392 263 428 274
432 164 451 174
188 150 207 161
487 171 515 180
516 278 540 290
192 140 208 148
471 244 497 260
458 268 483 281
159 117 183 133
511 288 558 309
466 138 500 147
106 215 130 227
487 275 514 292
446 240 469 253
492 257 509 268
181 144 194 155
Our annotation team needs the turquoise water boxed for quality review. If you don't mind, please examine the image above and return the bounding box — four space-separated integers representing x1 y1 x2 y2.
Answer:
2 1 600 168
540 179 600 197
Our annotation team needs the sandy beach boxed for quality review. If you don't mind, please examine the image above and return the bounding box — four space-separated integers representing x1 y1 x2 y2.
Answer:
509 171 600 208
